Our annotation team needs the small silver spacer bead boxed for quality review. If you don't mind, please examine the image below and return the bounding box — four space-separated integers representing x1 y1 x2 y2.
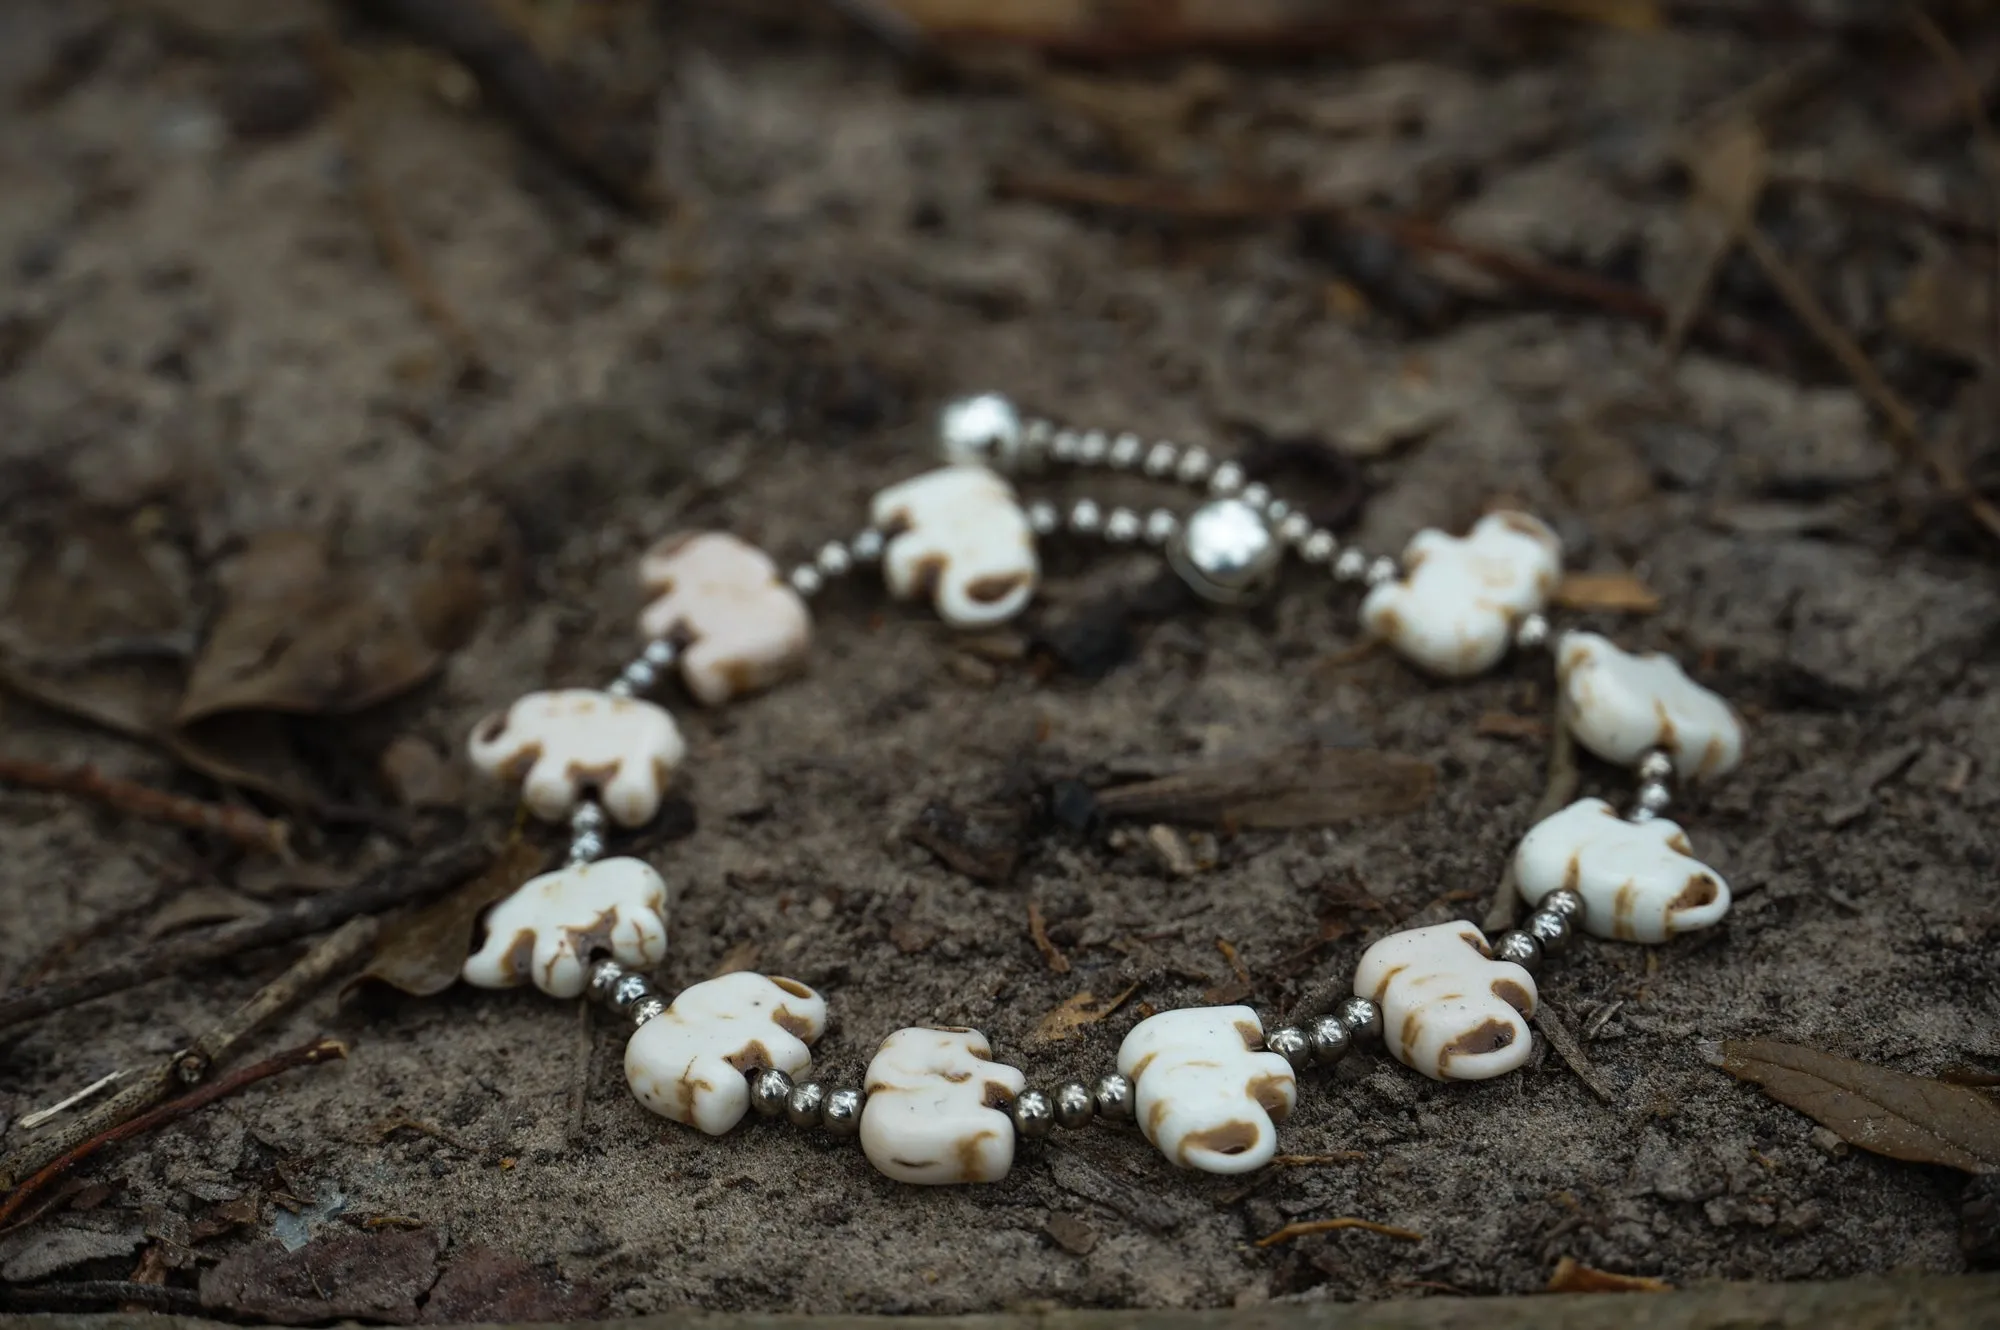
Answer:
1142 509 1180 546
1175 447 1213 486
622 659 658 690
1024 418 1054 458
1276 511 1313 546
1539 888 1587 925
1053 1082 1095 1130
572 801 607 834
786 1081 827 1128
1336 995 1383 1042
1051 429 1082 464
849 528 886 564
1492 930 1542 973
1300 530 1337 564
1078 430 1109 466
642 639 677 668
630 995 667 1027
1635 780 1672 815
817 541 853 578
605 678 636 698
1238 481 1272 513
821 1088 865 1137
1265 1025 1312 1070
1365 555 1400 587
1208 461 1246 497
1109 433 1145 470
1104 507 1142 544
750 1067 794 1118
1069 499 1103 534
788 565 824 598
1012 1089 1055 1140
1308 1015 1351 1066
1264 498 1292 525
608 971 658 1016
567 831 605 864
1144 442 1179 477
586 957 627 1004
1629 805 1659 824
1514 612 1551 651
1637 749 1675 784
1093 1073 1135 1121
1525 909 1573 957
1333 548 1369 582
1028 499 1060 536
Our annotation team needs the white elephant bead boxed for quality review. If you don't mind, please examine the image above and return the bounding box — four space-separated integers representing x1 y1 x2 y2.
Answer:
462 857 668 998
1556 631 1744 780
870 465 1038 628
858 1027 1025 1185
637 532 812 706
624 973 828 1136
1360 511 1562 677
467 689 686 827
1353 922 1537 1081
1116 1006 1296 1174
1514 797 1730 942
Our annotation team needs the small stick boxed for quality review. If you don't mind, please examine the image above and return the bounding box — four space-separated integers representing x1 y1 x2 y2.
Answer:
1027 898 1071 974
0 755 290 856
1533 1003 1617 1105
1483 717 1578 935
0 1282 202 1314
0 838 490 1033
1256 1217 1424 1247
0 1037 348 1226
17 1070 124 1130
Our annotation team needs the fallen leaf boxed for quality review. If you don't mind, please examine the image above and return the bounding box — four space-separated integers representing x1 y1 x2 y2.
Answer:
1043 1213 1098 1256
350 838 547 997
1094 744 1435 829
1546 1256 1672 1293
711 939 760 977
144 885 268 940
903 799 1027 883
1034 982 1142 1044
199 1229 440 1324
1660 116 1768 359
1891 250 1991 367
421 1246 605 1323
1718 1040 2000 1174
1554 571 1661 614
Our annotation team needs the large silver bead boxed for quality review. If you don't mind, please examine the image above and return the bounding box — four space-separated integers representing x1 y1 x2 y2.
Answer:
1525 909 1573 956
750 1067 794 1118
1308 1015 1351 1066
1539 888 1587 925
939 393 1023 469
1054 1082 1095 1130
1493 930 1542 973
1169 498 1282 605
608 972 657 1016
821 1088 864 1137
629 996 667 1027
586 957 627 1004
1093 1073 1135 1121
1012 1090 1055 1140
787 1081 827 1128
1336 995 1383 1042
1265 1026 1312 1069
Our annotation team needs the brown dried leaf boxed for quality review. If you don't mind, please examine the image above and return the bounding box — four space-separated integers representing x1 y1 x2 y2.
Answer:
1660 116 1768 358
1546 1256 1672 1293
1033 982 1142 1044
351 838 547 997
419 1245 605 1323
1094 744 1434 829
1719 1040 2000 1174
198 1229 440 1325
903 799 1026 883
1554 571 1662 614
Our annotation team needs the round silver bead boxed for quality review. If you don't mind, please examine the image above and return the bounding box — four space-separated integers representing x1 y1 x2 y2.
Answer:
1264 498 1292 525
1539 888 1587 925
1308 1015 1351 1066
1525 909 1573 957
1238 481 1272 513
1300 530 1337 564
1208 461 1246 497
1142 509 1179 546
1336 995 1383 1042
1493 929 1542 973
1635 780 1673 815
939 393 1023 469
1027 499 1060 536
586 957 627 1004
1144 442 1179 477
629 995 668 1027
816 541 852 578
1054 1082 1095 1130
821 1088 864 1137
849 528 885 564
641 639 677 668
1276 512 1312 546
1051 430 1082 464
1093 1073 1135 1121
608 971 657 1016
622 659 658 690
750 1067 794 1118
1068 499 1103 535
572 801 607 834
1078 430 1109 466
788 565 824 598
1265 1025 1312 1070
1169 498 1282 605
786 1081 826 1128
568 831 605 864
605 678 635 698
1365 555 1400 587
1103 507 1142 545
1637 749 1675 784
1333 548 1369 582
1012 1089 1055 1140
1514 612 1551 651
1175 447 1213 486
1109 433 1144 470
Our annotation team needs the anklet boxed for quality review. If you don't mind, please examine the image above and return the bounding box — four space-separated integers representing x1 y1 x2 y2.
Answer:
460 392 1744 1183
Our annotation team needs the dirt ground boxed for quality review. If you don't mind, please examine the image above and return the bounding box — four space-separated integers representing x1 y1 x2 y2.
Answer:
2 0 1998 1318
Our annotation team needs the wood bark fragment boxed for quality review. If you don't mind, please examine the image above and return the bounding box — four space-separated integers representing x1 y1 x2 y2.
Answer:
0 755 290 855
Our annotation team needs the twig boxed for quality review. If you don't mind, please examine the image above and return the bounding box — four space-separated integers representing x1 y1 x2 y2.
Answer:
0 838 490 1033
1533 1003 1617 1105
1483 716 1578 934
1027 898 1071 974
566 996 592 1148
1270 1152 1368 1166
0 1281 203 1313
0 755 290 855
0 1037 347 1225
17 1070 125 1130
1256 1217 1424 1247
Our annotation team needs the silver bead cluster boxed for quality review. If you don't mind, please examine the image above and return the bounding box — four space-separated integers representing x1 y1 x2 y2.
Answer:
1493 888 1585 974
569 800 607 865
1631 749 1674 822
1007 1077 1118 1139
788 530 882 600
606 638 678 698
754 1070 867 1138
1264 1014 1357 1070
585 958 665 1029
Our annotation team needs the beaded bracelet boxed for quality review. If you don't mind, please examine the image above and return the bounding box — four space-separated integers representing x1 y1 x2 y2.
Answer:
459 391 1744 1183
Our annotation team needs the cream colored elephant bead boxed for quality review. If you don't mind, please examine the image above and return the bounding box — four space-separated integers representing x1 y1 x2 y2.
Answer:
1116 1006 1296 1174
1360 511 1562 678
1514 798 1730 942
467 689 686 827
1354 922 1537 1081
859 1027 1026 1185
462 857 668 998
870 465 1038 628
1556 631 1744 780
624 973 828 1136
637 532 812 706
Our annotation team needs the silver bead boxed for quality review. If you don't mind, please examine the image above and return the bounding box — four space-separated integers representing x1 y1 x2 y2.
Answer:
1525 909 1573 957
568 830 605 864
786 1081 826 1128
622 659 658 690
1264 498 1292 525
630 996 667 1027
1175 447 1213 486
1027 499 1060 536
1093 1073 1135 1121
572 801 606 834
1276 511 1312 546
1365 555 1400 587
1308 1015 1351 1066
1493 930 1542 973
1333 548 1368 582
1068 499 1103 535
1300 530 1336 564
1239 481 1273 513
1336 995 1383 1042
642 639 677 668
1265 1025 1312 1070
605 678 635 698
1208 461 1246 497
1051 429 1082 464
1054 1082 1095 1130
849 528 885 564
1023 418 1053 461
1635 780 1672 815
608 971 657 1016
1540 888 1587 925
1109 433 1144 470
1142 509 1179 546
1012 1089 1055 1140
821 1088 864 1137
750 1067 794 1117
586 958 627 1004
817 541 852 578
1144 442 1179 477
1078 430 1109 466
939 393 1022 469
789 565 824 598
1637 749 1675 784
1103 507 1142 544
1514 613 1551 651
1168 498 1281 605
